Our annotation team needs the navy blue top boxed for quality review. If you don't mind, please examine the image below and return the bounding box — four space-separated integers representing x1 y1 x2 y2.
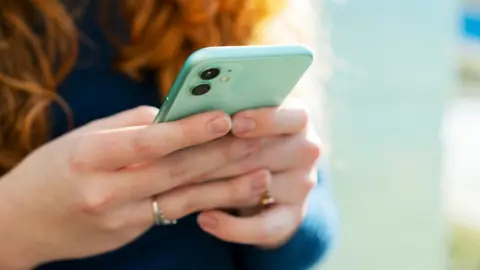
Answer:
36 2 337 270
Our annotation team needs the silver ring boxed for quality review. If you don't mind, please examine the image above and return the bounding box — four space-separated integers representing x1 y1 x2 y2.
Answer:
152 198 177 226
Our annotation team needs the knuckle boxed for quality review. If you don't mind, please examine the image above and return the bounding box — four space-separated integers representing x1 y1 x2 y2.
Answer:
77 188 114 215
283 100 311 127
158 189 198 219
176 194 197 217
225 137 262 160
221 137 243 160
301 137 322 163
67 153 88 173
296 107 310 129
99 216 128 232
299 173 317 194
166 161 190 182
244 138 264 153
132 106 157 120
229 177 259 206
130 128 155 157
229 181 250 205
67 137 90 173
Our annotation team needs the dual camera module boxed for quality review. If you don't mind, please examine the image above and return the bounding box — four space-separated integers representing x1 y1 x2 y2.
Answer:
191 68 221 96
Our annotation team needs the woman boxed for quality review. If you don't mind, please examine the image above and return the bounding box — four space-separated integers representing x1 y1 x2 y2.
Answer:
0 0 337 269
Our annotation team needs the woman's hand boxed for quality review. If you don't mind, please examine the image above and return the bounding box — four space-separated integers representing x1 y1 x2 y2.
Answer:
0 106 271 270
197 104 322 248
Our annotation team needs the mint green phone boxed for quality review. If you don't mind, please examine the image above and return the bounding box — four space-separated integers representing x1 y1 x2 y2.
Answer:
154 45 314 123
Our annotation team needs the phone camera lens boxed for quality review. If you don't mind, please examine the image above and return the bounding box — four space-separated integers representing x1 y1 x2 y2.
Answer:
191 84 211 96
200 68 220 80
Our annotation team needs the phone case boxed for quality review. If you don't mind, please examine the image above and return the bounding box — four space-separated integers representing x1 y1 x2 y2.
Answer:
154 45 314 123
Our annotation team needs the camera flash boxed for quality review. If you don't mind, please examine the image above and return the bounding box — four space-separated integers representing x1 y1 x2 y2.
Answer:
220 76 230 83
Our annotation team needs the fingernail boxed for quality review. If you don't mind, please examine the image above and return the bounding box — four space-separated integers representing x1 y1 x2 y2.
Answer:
207 116 231 134
233 117 256 134
198 215 218 230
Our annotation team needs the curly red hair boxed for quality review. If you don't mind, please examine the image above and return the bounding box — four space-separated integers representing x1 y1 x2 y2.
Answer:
0 0 319 175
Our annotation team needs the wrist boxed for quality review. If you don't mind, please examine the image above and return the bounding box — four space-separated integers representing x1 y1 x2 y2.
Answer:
0 176 41 270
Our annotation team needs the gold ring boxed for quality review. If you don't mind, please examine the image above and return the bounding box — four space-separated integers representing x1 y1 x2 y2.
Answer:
260 191 275 206
152 198 177 226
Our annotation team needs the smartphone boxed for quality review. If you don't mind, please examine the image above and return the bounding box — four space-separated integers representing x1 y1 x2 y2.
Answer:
154 45 314 123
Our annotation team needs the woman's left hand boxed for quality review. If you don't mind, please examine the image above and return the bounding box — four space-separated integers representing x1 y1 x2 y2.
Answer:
197 103 322 248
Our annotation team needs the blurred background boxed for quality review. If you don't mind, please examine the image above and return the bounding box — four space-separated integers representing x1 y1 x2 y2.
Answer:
314 0 480 269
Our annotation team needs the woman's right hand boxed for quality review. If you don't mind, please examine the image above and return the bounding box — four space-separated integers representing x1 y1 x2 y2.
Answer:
0 106 269 270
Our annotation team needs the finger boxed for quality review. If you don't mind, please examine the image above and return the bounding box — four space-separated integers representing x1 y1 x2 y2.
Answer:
70 111 232 171
97 200 154 232
234 169 317 217
197 205 303 246
232 105 308 138
137 170 271 223
114 135 263 199
207 133 321 179
79 106 159 133
269 170 317 205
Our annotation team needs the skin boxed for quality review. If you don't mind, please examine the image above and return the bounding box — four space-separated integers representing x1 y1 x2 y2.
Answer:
0 104 321 270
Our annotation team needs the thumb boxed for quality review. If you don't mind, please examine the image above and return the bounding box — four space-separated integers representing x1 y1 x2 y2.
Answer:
197 205 301 247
